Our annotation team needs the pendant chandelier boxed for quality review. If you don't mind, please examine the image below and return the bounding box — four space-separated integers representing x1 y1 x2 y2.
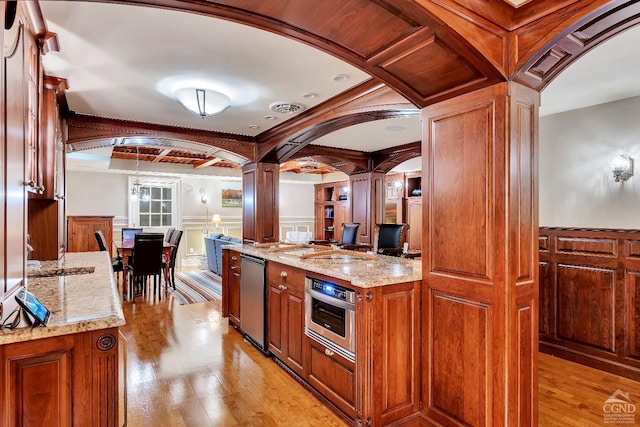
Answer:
130 146 150 202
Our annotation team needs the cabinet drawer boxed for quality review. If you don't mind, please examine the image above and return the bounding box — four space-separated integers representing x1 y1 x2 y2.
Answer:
267 262 305 293
307 339 356 418
229 253 241 270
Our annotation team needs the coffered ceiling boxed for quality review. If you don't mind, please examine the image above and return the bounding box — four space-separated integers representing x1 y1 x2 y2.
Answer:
39 1 640 176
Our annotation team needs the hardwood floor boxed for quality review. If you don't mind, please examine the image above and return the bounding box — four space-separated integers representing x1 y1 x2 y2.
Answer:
121 293 347 426
120 284 640 426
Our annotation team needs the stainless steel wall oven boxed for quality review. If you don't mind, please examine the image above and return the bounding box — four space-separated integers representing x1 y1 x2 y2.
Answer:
304 276 355 362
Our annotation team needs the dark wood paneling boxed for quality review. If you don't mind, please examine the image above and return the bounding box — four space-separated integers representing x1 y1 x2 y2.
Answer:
627 270 640 359
423 82 538 426
557 264 614 351
539 227 640 380
538 261 552 337
242 166 256 242
556 236 617 257
242 162 279 244
430 293 488 426
379 284 420 425
430 103 490 279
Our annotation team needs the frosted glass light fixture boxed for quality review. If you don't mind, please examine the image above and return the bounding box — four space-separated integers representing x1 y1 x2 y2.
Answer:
610 153 634 182
175 87 230 118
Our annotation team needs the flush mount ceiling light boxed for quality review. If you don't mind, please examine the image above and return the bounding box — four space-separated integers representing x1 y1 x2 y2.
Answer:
610 153 634 182
174 87 231 118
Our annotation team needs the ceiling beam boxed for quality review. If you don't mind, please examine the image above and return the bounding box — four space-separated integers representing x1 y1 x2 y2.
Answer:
153 148 172 163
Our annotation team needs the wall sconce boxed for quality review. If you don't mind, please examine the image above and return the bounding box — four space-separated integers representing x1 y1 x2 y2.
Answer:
200 189 209 234
212 214 222 229
610 153 634 182
393 181 403 189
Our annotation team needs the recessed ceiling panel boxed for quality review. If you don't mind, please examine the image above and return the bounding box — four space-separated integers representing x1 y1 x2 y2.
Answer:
313 117 421 152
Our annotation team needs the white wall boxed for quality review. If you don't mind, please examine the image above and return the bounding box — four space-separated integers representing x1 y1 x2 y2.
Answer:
540 95 640 229
65 169 315 260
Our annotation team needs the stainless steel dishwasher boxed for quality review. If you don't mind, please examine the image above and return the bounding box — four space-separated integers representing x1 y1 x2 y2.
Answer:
240 254 268 354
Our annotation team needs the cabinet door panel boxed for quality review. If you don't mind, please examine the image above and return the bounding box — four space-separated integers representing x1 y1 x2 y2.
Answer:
308 340 356 417
229 271 241 325
285 289 305 375
267 283 284 358
4 335 74 427
4 19 27 295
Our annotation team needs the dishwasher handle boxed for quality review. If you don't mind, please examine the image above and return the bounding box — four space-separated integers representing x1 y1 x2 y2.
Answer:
240 254 265 266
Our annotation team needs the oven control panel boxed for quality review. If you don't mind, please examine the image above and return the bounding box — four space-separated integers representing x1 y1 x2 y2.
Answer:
307 277 354 303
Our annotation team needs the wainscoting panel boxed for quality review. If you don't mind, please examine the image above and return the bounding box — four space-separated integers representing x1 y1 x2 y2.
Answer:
429 292 489 426
539 227 640 380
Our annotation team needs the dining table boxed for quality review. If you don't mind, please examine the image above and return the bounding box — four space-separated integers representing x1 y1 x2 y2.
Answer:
114 238 174 301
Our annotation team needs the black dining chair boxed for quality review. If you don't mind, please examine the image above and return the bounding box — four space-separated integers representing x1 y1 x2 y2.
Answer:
163 229 183 289
310 222 361 247
122 227 144 241
128 233 164 302
374 223 409 257
94 230 124 280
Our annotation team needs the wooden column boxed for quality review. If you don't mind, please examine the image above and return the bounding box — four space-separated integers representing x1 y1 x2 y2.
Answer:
242 162 279 244
349 172 385 245
422 82 539 426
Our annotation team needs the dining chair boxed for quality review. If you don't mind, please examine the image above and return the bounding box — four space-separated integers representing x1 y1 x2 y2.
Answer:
163 229 183 289
374 223 409 257
164 227 175 243
128 233 164 302
94 230 124 280
122 227 144 241
310 222 362 247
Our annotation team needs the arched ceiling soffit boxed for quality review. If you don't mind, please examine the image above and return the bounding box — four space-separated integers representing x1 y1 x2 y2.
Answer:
257 80 418 164
66 113 257 161
512 2 640 91
118 1 636 101
371 141 422 174
287 145 372 175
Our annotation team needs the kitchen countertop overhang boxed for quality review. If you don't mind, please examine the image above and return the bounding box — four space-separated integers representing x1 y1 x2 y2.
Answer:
224 243 421 288
0 251 125 345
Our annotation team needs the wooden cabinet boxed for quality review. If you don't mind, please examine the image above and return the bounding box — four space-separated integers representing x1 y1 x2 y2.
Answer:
67 216 114 256
308 338 356 418
539 227 640 381
0 328 121 426
228 252 241 326
406 197 422 252
314 181 349 241
267 261 306 377
3 6 31 297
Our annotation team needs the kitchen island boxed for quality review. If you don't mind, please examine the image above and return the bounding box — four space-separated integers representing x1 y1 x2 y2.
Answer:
222 243 422 426
0 251 126 426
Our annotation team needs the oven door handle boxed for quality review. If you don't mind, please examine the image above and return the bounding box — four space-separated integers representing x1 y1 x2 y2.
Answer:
305 288 355 310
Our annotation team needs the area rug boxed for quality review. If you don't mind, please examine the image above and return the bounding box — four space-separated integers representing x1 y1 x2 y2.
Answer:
171 270 222 305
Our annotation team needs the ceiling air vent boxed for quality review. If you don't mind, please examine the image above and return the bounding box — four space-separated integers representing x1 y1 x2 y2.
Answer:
269 102 305 114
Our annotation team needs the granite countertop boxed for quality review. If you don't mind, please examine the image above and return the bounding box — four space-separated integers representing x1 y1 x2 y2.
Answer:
0 251 126 345
224 243 422 288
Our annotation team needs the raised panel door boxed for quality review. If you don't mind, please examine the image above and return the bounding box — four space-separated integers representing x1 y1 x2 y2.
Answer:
267 282 284 359
3 334 75 426
229 269 241 326
4 17 28 295
406 198 422 251
285 283 305 376
308 339 356 418
334 203 349 243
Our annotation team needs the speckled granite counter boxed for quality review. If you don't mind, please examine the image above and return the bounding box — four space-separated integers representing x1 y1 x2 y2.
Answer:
224 244 421 287
0 251 125 345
